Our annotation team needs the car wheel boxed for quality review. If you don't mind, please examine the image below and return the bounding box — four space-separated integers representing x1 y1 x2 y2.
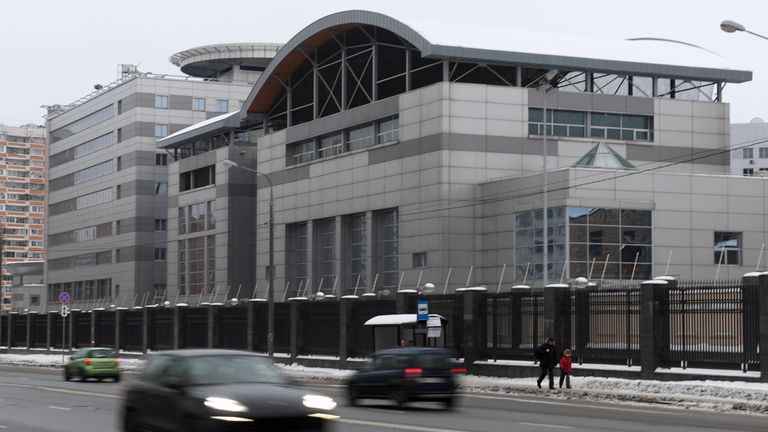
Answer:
113 375 121 383
443 397 455 411
79 367 87 382
390 389 406 408
63 369 71 382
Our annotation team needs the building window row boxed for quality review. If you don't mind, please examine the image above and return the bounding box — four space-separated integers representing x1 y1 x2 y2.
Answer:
0 134 45 144
179 165 215 192
178 235 216 295
48 250 112 271
0 193 43 201
50 133 114 168
178 200 215 235
285 208 397 296
49 188 113 216
72 160 113 185
50 105 114 143
47 278 111 303
286 116 400 166
48 222 112 246
528 108 653 142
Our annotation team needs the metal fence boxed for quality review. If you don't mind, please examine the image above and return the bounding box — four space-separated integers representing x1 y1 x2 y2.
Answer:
482 290 544 360
662 279 758 371
572 282 641 366
299 301 339 356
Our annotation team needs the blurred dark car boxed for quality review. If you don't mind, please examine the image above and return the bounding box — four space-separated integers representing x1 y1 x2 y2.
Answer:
347 347 465 409
121 349 337 432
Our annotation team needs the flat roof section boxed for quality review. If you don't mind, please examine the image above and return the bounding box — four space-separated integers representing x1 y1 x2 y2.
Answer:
169 43 283 78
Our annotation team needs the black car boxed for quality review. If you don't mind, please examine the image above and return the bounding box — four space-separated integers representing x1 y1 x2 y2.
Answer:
121 349 338 431
347 347 464 409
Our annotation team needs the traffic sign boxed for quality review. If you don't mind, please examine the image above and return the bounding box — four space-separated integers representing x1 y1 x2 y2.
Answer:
61 305 70 318
58 291 71 304
417 300 429 321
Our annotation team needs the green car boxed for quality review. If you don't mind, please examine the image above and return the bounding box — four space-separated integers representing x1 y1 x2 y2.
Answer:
63 347 121 382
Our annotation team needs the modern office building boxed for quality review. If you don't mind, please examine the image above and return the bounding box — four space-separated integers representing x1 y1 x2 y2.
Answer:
0 124 46 312
730 118 768 176
5 261 44 312
44 44 279 309
161 10 758 301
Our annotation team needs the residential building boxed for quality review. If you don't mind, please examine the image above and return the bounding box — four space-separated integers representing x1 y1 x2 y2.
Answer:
161 11 757 302
730 118 768 176
44 44 279 309
0 124 46 311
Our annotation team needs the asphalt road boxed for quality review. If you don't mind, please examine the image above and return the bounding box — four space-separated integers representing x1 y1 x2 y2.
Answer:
0 367 766 432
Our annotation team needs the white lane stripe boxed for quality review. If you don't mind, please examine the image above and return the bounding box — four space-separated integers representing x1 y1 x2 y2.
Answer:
519 422 573 429
0 382 119 399
336 418 470 432
47 405 71 411
366 407 407 414
465 394 677 416
0 425 8 429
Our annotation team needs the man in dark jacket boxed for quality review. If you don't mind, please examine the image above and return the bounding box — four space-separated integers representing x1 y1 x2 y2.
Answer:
534 337 558 389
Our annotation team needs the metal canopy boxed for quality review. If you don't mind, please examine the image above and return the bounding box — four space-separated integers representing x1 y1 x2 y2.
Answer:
157 111 242 149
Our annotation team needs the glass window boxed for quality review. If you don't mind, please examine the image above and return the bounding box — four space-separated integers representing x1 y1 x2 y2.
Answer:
375 209 399 288
760 148 768 159
189 203 206 233
528 108 585 137
318 132 343 158
154 248 167 261
155 219 167 232
288 139 315 165
154 182 168 196
155 153 168 166
744 168 755 176
377 117 400 144
193 98 206 111
286 223 308 294
178 207 187 234
314 219 336 289
413 252 427 268
207 201 216 230
50 105 114 143
215 99 228 112
348 124 374 151
347 213 367 293
155 124 169 138
207 235 216 291
188 237 206 294
743 148 754 159
178 239 187 294
73 160 113 184
155 95 169 109
714 232 741 265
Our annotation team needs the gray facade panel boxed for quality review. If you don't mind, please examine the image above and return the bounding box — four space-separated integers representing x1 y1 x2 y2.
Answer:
170 95 193 110
528 89 655 115
626 144 728 166
285 97 399 143
178 151 217 172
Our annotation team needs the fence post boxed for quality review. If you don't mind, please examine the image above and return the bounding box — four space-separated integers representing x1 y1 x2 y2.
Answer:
640 278 670 379
460 289 484 371
46 312 52 350
290 300 303 362
90 311 97 347
25 313 31 350
171 307 180 350
396 290 417 314
207 305 216 348
339 298 351 367
543 284 570 348
142 308 149 354
757 272 768 382
69 311 76 350
115 309 122 352
7 312 14 348
573 288 589 364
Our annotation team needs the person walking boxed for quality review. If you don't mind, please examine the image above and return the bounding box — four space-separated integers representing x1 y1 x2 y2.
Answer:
559 348 573 389
534 337 558 389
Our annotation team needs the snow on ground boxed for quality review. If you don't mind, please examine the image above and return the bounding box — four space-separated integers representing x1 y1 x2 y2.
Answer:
2 353 768 413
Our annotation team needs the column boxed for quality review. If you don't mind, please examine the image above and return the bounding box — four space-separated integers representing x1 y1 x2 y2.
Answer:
543 284 570 348
639 278 671 379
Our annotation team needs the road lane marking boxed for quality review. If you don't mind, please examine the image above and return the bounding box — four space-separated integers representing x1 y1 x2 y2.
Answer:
336 418 472 432
0 382 119 399
520 422 573 429
0 425 8 429
465 394 679 416
366 407 407 414
47 405 71 411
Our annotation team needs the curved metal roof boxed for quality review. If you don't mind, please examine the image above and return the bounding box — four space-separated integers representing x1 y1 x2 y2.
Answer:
241 10 752 119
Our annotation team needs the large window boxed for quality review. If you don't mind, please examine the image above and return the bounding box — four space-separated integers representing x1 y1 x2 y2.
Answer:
179 165 215 192
155 95 169 109
215 99 228 112
714 232 741 265
286 223 308 295
567 207 652 280
314 219 336 290
188 237 206 294
377 117 400 144
347 214 367 293
50 133 114 168
528 108 653 142
760 148 768 159
73 160 113 184
374 209 399 289
189 203 206 233
155 124 169 138
193 98 206 111
50 105 114 143
75 188 112 210
318 133 343 158
743 148 754 159
515 207 567 282
347 124 374 151
178 200 215 236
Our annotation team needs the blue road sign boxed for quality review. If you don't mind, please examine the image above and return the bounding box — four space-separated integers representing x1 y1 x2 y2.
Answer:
417 300 429 321
58 292 71 304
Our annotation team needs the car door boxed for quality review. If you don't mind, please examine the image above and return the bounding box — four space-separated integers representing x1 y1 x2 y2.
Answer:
351 356 377 398
368 354 399 397
67 349 85 375
132 355 179 431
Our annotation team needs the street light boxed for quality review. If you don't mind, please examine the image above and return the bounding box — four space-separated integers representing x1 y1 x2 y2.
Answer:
720 19 768 41
221 159 275 360
537 69 559 287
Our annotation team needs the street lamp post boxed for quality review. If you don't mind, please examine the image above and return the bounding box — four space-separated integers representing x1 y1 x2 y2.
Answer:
721 20 768 41
222 159 274 359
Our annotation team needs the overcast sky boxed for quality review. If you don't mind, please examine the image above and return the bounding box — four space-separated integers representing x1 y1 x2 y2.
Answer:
1 0 766 126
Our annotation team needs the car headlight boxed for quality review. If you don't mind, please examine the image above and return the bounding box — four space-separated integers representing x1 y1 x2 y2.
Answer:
204 397 249 413
302 394 337 411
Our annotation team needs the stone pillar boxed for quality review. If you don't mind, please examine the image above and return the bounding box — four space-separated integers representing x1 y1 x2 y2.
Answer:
289 300 304 361
573 288 590 364
172 307 180 350
639 278 671 379
756 272 768 382
142 308 150 354
543 283 570 348
114 309 122 352
461 289 484 370
7 313 15 348
25 313 32 350
46 312 52 350
90 311 97 347
396 291 417 314
246 301 255 351
339 298 351 367
207 305 216 348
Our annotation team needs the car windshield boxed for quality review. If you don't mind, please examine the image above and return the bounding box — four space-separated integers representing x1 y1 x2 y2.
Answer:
88 349 116 358
185 355 289 385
